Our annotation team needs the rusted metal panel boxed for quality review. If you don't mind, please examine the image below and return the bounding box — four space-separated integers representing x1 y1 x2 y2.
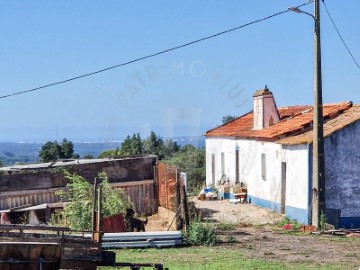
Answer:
156 162 179 212
0 242 61 270
103 214 127 233
0 225 102 270
111 180 157 215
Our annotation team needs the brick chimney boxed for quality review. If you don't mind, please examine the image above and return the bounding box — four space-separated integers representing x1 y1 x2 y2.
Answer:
253 86 280 130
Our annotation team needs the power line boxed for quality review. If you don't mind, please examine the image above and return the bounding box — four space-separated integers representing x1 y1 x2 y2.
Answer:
322 0 360 70
0 1 312 100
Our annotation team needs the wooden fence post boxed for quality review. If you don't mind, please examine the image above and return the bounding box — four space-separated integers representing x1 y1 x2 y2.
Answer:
182 185 190 230
91 177 98 241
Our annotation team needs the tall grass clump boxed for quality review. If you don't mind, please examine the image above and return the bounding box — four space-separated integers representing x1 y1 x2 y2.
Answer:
185 219 217 246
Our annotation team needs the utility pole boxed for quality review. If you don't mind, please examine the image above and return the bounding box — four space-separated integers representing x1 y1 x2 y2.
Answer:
312 0 325 228
289 0 326 228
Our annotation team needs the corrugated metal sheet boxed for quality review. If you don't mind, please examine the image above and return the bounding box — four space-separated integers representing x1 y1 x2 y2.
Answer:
0 180 157 215
0 188 62 210
91 231 182 249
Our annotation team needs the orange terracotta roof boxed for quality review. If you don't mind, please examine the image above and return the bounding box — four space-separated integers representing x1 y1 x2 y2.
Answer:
205 102 358 144
277 104 360 145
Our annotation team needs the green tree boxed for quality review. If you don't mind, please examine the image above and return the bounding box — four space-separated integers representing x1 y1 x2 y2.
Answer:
130 133 143 155
61 138 75 158
163 139 180 159
120 133 142 155
39 138 78 162
0 160 3 167
39 140 62 162
56 171 133 231
99 148 120 158
120 135 132 155
143 131 165 159
166 144 205 192
222 115 237 124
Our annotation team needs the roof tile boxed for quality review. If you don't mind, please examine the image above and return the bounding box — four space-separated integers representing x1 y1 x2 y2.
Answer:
205 102 359 144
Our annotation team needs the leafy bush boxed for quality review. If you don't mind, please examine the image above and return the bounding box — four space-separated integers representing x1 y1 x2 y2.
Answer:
100 173 134 218
185 219 217 246
56 171 133 231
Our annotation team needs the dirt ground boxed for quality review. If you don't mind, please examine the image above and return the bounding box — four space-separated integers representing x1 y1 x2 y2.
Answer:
146 198 360 269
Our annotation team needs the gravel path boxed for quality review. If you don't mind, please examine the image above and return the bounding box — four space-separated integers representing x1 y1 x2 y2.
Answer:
193 198 284 225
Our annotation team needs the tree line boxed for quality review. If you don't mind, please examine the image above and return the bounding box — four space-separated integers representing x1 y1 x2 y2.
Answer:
99 131 179 160
99 131 205 192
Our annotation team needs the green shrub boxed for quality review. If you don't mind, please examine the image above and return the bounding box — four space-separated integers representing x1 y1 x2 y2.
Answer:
217 222 235 231
226 235 238 243
277 217 291 227
55 171 133 231
277 216 302 230
185 219 217 246
320 210 327 231
292 219 302 229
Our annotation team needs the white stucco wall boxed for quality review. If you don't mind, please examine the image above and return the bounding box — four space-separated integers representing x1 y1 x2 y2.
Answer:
282 144 310 212
243 141 282 205
206 137 237 185
206 137 310 223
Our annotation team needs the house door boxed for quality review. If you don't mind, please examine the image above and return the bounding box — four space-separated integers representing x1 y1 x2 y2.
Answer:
235 149 240 184
211 154 216 186
281 162 287 214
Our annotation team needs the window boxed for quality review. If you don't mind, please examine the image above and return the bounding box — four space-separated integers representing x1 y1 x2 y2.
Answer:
261 153 266 180
221 152 225 175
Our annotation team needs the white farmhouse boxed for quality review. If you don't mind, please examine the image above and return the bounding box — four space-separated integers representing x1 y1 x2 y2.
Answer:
205 87 360 228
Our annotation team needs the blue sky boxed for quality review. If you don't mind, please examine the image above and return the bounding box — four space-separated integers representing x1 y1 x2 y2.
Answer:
0 1 359 142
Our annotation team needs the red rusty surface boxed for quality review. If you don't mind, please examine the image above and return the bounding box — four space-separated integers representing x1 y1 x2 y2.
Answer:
103 214 127 233
156 162 178 212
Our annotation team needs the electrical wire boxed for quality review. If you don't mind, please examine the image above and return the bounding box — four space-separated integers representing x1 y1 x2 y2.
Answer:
322 0 360 70
0 1 312 100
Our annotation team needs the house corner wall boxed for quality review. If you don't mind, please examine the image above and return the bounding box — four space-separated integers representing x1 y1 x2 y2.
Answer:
325 121 360 228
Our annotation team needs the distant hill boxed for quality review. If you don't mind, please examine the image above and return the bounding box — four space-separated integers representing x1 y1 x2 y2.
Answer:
0 136 205 166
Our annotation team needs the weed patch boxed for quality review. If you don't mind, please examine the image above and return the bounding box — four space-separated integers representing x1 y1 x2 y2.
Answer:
216 222 235 231
185 219 217 246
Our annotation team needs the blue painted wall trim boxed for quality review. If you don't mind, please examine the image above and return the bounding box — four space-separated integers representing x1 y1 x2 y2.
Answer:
248 195 281 212
339 217 360 229
285 205 308 225
248 195 308 224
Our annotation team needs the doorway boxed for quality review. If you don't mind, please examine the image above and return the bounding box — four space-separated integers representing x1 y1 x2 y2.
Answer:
211 154 215 186
281 162 287 214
